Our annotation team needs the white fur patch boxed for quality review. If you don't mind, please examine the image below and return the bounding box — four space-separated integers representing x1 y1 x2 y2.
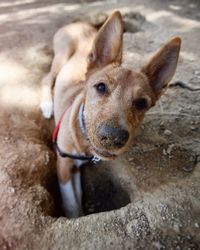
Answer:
59 180 80 218
73 171 82 209
74 158 88 167
40 101 54 119
72 150 88 167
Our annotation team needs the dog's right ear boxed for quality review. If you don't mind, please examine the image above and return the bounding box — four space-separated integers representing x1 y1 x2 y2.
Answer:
87 11 123 70
141 37 181 100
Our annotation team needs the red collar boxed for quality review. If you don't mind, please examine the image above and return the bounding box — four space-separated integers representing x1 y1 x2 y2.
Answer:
52 100 96 162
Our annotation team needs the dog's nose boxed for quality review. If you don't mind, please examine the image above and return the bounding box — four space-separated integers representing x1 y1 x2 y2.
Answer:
98 124 129 149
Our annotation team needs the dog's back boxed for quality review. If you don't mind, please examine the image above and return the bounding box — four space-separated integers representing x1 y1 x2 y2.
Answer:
40 22 97 121
53 22 97 121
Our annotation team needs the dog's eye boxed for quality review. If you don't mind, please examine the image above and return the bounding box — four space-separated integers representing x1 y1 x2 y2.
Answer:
95 82 107 94
133 97 148 110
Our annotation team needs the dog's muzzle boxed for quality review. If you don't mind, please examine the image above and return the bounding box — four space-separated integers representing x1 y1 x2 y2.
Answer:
97 123 129 149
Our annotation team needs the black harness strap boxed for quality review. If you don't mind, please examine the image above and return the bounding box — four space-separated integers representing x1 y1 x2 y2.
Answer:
53 141 93 161
52 102 99 162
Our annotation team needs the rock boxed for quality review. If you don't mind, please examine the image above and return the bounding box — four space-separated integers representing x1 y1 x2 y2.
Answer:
182 164 195 173
44 151 50 165
166 144 175 155
194 70 200 76
163 148 167 155
124 19 142 33
123 11 146 23
164 129 172 136
10 187 15 194
123 11 145 33
128 157 134 161
81 12 108 28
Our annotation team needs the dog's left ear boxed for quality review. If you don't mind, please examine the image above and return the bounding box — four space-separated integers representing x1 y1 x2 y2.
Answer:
141 37 181 99
87 11 123 70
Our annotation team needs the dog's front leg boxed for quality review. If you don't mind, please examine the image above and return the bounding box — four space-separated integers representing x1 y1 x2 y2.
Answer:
73 168 83 216
57 157 80 218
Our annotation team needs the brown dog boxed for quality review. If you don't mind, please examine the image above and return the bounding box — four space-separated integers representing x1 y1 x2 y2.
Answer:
40 11 181 218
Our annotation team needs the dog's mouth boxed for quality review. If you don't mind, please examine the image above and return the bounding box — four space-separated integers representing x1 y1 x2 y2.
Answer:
84 128 117 160
90 146 117 160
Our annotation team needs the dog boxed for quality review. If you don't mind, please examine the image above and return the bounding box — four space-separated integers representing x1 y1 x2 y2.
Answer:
40 11 181 218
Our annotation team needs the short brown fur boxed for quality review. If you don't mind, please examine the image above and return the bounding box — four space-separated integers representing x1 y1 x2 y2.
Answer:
40 11 181 218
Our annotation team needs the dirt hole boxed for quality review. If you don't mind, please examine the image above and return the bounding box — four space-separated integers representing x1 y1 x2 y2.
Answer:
46 163 131 217
82 164 131 215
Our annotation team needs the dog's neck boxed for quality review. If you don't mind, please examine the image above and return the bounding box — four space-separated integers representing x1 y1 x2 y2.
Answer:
68 93 90 154
78 103 87 137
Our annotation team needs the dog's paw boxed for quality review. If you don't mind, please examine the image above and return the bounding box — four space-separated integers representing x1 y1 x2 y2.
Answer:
40 101 54 119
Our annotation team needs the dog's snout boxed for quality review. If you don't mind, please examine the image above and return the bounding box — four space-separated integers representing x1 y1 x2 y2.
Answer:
98 124 129 149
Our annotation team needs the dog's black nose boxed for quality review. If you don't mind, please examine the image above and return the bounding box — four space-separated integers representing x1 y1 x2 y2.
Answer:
98 124 129 149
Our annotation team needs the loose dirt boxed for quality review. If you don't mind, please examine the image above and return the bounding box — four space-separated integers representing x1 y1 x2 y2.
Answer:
0 0 200 249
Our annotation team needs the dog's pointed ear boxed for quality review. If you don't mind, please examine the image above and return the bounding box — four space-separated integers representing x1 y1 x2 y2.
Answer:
87 11 123 70
141 37 181 99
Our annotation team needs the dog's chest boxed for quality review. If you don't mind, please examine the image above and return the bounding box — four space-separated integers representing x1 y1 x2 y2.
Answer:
72 150 89 167
74 158 88 167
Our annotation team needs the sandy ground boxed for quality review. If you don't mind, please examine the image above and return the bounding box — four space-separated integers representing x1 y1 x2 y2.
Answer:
0 0 200 249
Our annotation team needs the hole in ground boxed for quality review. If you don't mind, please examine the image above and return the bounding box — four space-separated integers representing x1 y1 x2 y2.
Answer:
82 163 131 215
46 174 65 217
46 162 131 217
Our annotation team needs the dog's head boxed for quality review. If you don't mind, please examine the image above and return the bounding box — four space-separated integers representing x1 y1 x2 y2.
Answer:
83 11 181 160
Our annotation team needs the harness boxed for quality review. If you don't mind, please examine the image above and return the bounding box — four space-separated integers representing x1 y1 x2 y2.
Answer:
52 102 100 163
